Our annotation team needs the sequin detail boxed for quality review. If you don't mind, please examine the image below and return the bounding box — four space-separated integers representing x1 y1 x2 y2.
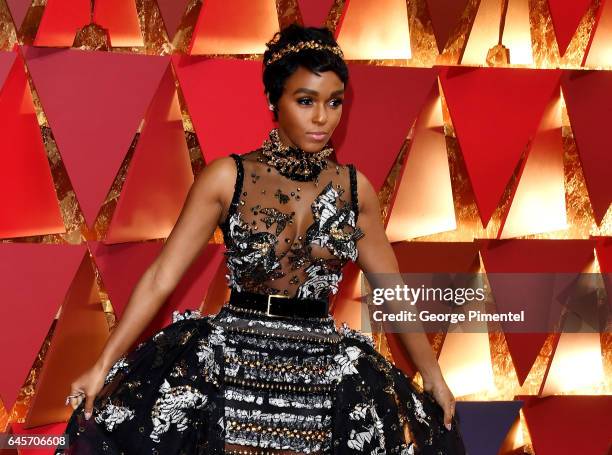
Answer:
221 152 364 300
57 305 465 455
150 380 209 442
94 403 135 431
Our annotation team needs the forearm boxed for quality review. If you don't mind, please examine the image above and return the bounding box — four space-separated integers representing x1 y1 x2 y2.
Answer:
95 266 170 371
379 296 444 383
396 331 444 384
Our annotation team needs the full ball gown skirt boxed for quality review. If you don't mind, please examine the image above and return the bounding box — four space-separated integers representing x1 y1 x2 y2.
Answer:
55 304 466 454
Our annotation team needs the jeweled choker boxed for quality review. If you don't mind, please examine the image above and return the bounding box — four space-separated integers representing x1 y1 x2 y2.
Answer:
257 128 333 182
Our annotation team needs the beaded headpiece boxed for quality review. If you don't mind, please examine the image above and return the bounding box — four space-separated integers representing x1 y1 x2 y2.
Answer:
264 40 344 66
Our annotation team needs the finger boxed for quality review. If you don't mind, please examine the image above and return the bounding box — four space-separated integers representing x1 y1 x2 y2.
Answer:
69 394 83 410
443 404 453 431
67 390 84 409
84 394 95 420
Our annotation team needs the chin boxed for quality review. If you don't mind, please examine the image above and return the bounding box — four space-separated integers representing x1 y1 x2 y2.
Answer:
301 145 322 153
308 146 329 154
300 139 330 153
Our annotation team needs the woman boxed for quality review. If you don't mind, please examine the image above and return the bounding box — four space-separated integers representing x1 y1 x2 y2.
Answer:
58 23 466 454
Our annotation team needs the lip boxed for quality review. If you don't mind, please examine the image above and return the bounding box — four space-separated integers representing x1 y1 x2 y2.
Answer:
306 132 328 141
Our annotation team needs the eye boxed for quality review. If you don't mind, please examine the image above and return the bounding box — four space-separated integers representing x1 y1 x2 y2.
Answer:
297 97 313 105
330 98 344 108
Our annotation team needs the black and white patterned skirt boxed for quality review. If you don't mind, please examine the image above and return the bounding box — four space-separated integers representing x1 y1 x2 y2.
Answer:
55 301 466 454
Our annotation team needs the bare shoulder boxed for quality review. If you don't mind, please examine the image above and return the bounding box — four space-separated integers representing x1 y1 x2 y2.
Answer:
352 166 379 214
191 154 240 210
199 154 238 182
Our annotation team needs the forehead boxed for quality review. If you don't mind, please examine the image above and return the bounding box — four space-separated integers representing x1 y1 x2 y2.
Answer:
282 66 344 93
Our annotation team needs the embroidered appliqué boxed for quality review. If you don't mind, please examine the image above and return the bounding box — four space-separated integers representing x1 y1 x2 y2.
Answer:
305 182 364 262
94 402 135 431
347 401 386 452
411 393 430 426
326 345 362 382
296 262 342 299
149 379 209 443
172 309 202 323
338 322 376 350
103 357 129 385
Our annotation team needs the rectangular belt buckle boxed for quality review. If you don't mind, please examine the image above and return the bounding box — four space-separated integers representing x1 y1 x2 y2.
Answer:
266 294 290 317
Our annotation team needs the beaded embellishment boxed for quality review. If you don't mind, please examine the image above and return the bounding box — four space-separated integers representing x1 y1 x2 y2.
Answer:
264 40 344 66
257 128 333 182
221 151 364 300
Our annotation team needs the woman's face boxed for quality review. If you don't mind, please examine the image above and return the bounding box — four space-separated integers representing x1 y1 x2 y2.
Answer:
272 66 345 153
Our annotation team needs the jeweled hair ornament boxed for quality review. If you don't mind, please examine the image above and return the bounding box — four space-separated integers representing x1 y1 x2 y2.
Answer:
264 40 344 66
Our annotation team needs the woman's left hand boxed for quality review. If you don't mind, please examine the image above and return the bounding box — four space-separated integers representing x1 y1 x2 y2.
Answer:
423 377 456 431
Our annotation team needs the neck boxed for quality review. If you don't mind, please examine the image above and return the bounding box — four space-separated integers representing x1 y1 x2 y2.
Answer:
276 128 297 150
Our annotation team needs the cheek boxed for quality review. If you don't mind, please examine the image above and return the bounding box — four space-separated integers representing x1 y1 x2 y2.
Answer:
279 101 303 122
287 106 312 127
329 107 343 124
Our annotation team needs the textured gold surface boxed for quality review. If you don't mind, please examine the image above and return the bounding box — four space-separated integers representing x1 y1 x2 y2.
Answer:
529 0 560 67
529 0 601 68
73 23 110 50
486 43 511 65
326 0 347 32
0 0 609 446
437 0 481 65
0 321 55 431
17 0 46 46
583 0 612 68
277 0 300 29
0 0 17 49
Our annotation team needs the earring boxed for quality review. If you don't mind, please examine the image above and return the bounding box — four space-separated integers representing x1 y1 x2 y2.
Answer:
268 104 275 111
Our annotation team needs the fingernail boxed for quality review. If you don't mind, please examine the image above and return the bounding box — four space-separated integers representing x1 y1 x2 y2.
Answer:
84 411 91 420
445 423 451 431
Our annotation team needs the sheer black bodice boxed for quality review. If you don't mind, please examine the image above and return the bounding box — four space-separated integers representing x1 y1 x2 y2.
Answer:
220 150 365 300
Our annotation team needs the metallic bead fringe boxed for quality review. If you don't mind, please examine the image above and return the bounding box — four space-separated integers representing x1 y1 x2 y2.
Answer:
225 303 331 323
224 376 335 393
215 316 340 345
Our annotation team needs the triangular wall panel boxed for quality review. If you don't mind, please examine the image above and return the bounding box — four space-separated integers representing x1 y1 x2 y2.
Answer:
24 47 169 228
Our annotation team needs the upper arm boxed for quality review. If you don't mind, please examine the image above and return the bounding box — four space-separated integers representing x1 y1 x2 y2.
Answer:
151 155 236 293
354 169 400 276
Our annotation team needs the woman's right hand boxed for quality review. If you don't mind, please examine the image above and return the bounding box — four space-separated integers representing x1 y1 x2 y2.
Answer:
66 362 109 420
423 376 456 431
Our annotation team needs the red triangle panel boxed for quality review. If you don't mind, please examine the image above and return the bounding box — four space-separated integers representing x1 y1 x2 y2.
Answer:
439 67 562 227
24 46 170 227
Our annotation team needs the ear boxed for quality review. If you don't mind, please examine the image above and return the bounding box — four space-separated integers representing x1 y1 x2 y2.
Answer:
265 93 276 113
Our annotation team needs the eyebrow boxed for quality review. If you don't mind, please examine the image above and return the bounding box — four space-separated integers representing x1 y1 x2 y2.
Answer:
292 87 345 96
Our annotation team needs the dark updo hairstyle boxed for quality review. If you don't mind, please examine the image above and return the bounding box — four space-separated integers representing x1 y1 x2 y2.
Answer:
263 23 349 121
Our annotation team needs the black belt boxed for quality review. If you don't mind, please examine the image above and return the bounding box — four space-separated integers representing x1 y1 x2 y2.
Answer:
227 290 330 319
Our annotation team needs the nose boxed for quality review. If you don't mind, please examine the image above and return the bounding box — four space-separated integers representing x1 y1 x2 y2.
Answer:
312 102 327 124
